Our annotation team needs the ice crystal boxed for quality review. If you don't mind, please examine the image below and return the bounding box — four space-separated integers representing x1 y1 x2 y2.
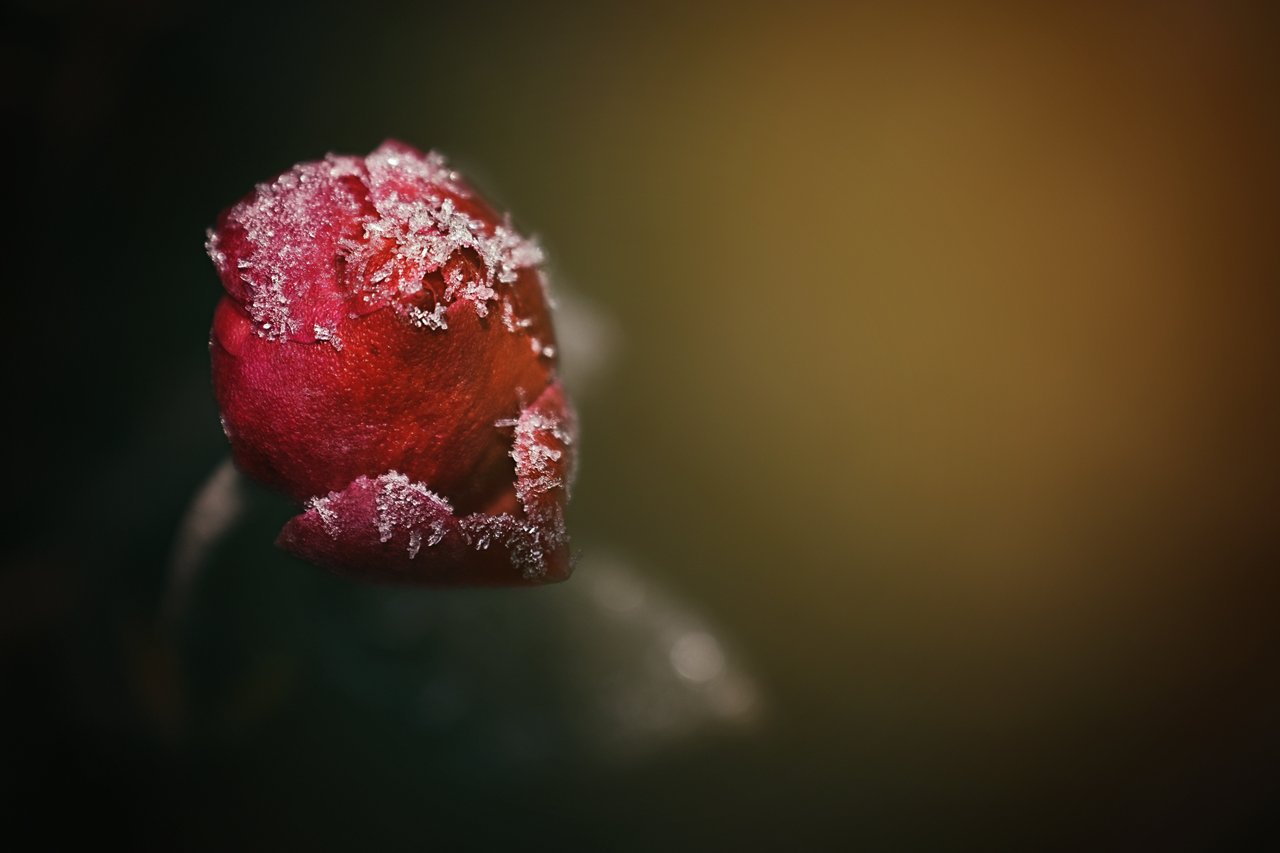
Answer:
207 156 367 344
502 406 575 506
458 512 557 581
407 303 449 331
339 145 545 332
458 512 514 551
312 324 343 350
528 337 556 359
365 144 466 197
373 471 453 558
444 264 498 318
457 398 575 579
204 228 226 267
308 493 341 538
209 142 552 352
501 300 534 333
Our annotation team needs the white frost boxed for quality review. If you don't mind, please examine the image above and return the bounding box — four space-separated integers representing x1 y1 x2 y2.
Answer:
373 471 453 558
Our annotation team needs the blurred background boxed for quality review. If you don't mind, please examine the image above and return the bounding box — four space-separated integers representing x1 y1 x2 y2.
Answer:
4 0 1279 849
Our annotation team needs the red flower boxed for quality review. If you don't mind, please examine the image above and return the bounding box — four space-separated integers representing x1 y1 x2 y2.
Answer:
206 141 575 585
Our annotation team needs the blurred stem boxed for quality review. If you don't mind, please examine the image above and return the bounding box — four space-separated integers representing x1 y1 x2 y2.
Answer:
163 456 244 631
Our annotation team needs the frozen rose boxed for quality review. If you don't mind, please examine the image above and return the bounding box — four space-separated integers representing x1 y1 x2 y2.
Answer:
207 141 575 585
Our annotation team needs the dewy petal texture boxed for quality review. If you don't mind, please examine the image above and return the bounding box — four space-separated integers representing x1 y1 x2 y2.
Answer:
208 141 575 584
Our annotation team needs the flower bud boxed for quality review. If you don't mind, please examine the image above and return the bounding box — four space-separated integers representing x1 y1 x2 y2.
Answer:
207 141 575 584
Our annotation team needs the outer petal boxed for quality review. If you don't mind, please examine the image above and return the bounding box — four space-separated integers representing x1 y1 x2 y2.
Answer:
212 278 552 510
277 381 576 585
205 155 372 343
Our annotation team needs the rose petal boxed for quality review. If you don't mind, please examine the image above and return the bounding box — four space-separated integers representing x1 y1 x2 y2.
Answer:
206 156 372 343
212 284 551 510
277 381 575 586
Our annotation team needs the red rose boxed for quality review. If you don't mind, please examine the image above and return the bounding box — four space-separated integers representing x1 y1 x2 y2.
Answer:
206 141 575 585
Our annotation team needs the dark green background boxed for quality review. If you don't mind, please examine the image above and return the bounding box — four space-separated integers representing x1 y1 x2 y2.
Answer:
5 1 1280 849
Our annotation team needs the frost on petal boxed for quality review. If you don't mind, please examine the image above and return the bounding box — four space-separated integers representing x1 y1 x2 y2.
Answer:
337 143 548 335
365 139 468 201
278 462 572 585
209 140 557 362
275 382 575 585
373 472 453 553
461 381 577 581
506 383 577 506
279 472 461 577
208 157 370 343
312 324 343 350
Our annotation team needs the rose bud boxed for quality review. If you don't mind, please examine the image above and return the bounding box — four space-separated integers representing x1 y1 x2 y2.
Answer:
206 141 576 585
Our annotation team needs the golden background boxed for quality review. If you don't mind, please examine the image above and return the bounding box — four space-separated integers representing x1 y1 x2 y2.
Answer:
5 0 1278 848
